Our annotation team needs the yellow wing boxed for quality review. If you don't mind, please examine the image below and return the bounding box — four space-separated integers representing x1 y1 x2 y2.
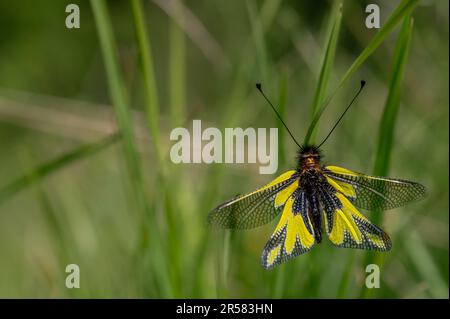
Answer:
208 170 299 229
320 184 391 251
261 189 315 269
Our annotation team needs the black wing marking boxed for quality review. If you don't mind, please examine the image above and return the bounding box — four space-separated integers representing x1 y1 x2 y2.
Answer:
318 183 391 251
261 189 315 269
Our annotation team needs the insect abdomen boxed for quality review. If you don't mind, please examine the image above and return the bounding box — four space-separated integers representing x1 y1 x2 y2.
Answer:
310 195 322 243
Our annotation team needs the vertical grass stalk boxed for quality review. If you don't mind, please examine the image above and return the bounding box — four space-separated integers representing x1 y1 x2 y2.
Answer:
169 0 186 128
306 1 342 144
130 0 163 163
360 15 414 298
91 0 172 297
167 0 188 295
18 150 74 297
247 0 269 85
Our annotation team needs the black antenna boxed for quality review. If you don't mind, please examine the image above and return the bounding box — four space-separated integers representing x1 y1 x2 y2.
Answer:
316 80 366 148
256 83 302 148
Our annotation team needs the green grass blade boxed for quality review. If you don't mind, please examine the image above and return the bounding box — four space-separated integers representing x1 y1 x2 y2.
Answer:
335 251 356 298
305 1 343 145
168 0 186 128
272 261 286 298
130 0 163 163
165 1 188 292
338 0 417 90
131 0 186 297
90 0 144 189
16 149 75 296
247 0 269 84
221 231 231 298
405 231 449 298
167 4 187 294
360 15 415 299
372 15 415 226
0 133 121 204
32 182 79 297
304 0 419 145
373 25 414 177
91 0 172 297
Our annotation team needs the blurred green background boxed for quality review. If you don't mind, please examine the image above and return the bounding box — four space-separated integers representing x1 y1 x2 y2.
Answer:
0 0 448 298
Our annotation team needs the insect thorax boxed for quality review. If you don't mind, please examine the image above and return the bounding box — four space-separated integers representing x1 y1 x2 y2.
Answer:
297 145 323 173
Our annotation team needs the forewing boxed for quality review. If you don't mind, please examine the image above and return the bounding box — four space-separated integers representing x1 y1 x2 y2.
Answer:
208 170 299 229
320 184 391 251
324 165 426 211
261 190 315 269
